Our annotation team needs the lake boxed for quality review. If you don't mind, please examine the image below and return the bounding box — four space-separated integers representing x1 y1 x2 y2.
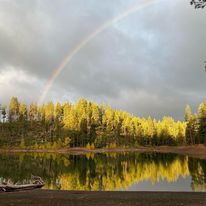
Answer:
0 152 205 192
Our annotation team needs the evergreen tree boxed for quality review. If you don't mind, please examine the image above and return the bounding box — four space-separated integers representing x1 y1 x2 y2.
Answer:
198 102 206 143
185 104 192 122
55 102 62 121
29 103 38 121
63 102 71 128
9 97 19 122
45 101 54 122
19 103 27 121
1 106 7 123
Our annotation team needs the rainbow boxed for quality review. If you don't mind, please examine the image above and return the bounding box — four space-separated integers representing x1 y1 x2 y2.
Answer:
38 0 161 104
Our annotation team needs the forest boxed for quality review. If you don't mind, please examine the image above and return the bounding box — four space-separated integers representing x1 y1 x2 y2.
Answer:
0 97 205 149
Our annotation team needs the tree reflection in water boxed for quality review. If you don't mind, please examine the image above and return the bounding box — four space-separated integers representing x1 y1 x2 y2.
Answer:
0 152 205 191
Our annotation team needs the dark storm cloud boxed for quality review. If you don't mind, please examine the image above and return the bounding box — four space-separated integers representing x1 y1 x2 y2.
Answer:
0 0 205 119
0 0 136 75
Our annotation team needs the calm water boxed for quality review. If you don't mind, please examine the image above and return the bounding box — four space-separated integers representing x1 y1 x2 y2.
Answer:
0 152 206 192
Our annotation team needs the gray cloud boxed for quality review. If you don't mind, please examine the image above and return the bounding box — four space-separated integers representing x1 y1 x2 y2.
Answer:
0 0 205 120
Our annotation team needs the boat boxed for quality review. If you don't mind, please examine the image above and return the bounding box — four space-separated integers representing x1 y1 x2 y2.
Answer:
0 176 44 192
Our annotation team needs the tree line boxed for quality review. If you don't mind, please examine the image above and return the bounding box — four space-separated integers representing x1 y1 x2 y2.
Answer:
0 96 205 148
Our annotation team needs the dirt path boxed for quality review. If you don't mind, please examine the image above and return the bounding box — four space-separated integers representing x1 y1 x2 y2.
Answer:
0 190 206 206
0 145 206 159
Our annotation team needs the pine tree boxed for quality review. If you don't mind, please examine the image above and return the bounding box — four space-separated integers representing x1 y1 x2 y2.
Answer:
9 97 19 122
45 101 54 122
198 102 206 144
54 102 63 139
44 102 55 142
19 103 27 121
63 102 72 129
185 104 192 122
186 115 198 145
1 106 7 123
29 103 38 121
177 121 186 145
54 102 62 121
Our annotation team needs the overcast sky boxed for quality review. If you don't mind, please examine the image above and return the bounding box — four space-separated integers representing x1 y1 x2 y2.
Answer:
0 0 206 120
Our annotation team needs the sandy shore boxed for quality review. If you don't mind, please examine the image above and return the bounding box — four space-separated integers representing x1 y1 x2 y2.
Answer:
0 145 206 159
0 190 206 206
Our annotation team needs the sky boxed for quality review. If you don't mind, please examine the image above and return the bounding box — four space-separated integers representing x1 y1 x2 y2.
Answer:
0 0 206 120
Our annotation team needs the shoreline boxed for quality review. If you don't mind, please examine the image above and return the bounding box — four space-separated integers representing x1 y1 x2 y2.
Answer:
0 145 206 159
0 190 206 206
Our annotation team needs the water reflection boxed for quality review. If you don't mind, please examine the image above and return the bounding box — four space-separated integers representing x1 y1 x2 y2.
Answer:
0 152 205 191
